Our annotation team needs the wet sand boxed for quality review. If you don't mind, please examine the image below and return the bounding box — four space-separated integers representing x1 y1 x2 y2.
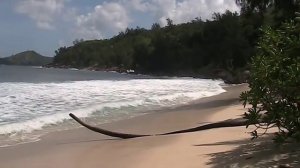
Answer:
1 84 299 168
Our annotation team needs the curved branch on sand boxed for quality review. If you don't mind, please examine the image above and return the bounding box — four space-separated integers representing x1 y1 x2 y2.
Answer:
69 113 149 139
69 113 249 139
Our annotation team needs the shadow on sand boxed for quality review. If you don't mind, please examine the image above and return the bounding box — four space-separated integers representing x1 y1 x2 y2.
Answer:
195 135 300 167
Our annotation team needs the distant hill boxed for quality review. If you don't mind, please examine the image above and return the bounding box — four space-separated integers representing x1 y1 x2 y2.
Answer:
0 51 53 66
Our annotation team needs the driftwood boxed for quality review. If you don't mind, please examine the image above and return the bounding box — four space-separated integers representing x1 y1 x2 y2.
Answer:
69 113 250 139
161 118 248 135
69 113 148 139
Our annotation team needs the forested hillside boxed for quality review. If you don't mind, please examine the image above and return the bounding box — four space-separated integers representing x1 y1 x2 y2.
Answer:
0 51 52 66
51 0 299 83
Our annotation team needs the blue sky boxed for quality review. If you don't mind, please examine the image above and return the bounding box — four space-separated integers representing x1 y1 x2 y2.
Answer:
0 0 239 57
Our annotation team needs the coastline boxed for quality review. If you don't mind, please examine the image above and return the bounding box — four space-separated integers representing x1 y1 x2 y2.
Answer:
44 65 248 84
0 84 298 167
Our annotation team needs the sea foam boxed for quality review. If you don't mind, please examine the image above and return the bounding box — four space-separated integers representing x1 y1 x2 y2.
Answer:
0 79 225 136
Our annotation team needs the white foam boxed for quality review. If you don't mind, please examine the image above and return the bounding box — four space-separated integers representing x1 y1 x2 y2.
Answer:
0 79 225 135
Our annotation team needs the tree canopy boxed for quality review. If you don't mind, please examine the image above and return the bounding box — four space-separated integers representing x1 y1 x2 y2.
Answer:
236 0 300 26
52 1 299 83
52 10 254 80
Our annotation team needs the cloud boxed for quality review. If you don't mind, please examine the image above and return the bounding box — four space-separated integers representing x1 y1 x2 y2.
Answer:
168 0 239 25
15 0 239 40
127 0 239 26
127 0 154 12
15 0 65 30
75 2 131 39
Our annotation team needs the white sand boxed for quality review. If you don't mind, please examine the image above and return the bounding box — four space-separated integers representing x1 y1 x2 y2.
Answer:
0 84 299 168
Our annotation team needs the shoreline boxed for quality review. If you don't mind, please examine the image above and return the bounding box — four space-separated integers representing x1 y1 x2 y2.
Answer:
43 65 213 80
0 77 227 148
0 81 229 148
1 83 298 167
44 64 248 84
0 84 245 166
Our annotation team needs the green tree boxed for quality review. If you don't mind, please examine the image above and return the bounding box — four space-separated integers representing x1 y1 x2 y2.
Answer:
240 21 300 142
166 18 174 27
52 10 255 82
236 0 300 26
151 23 161 30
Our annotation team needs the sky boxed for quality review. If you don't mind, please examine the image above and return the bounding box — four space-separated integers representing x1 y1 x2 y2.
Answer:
0 0 239 57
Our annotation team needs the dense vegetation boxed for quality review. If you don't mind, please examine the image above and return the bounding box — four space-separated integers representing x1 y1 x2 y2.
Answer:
0 50 52 66
236 0 299 25
52 1 299 82
241 20 300 143
52 10 261 82
240 0 300 142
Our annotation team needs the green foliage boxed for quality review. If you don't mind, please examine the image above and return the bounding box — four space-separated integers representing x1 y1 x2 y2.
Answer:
52 1 299 74
53 11 253 74
241 21 300 142
236 0 300 27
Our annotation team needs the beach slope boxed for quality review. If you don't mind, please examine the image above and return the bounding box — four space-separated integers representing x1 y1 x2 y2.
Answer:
0 84 299 168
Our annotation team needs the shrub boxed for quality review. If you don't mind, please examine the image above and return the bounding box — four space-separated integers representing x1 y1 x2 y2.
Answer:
240 21 300 143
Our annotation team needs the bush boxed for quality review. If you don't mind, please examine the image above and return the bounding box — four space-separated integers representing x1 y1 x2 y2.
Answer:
240 21 300 143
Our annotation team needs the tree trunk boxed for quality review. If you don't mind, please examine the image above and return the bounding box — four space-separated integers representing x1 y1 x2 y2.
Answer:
69 113 249 139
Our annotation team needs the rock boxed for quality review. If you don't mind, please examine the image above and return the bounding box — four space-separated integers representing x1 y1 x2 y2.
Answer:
213 69 250 84
279 164 292 168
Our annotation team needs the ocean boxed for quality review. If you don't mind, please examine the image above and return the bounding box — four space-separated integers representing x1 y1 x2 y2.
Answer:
0 65 226 146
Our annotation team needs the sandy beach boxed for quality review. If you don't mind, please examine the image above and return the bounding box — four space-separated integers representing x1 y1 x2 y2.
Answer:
0 84 299 168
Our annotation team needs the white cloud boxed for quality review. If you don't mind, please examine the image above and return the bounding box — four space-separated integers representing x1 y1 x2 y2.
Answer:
127 0 239 26
15 0 239 39
75 2 131 39
15 0 65 30
127 0 154 12
157 0 239 25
